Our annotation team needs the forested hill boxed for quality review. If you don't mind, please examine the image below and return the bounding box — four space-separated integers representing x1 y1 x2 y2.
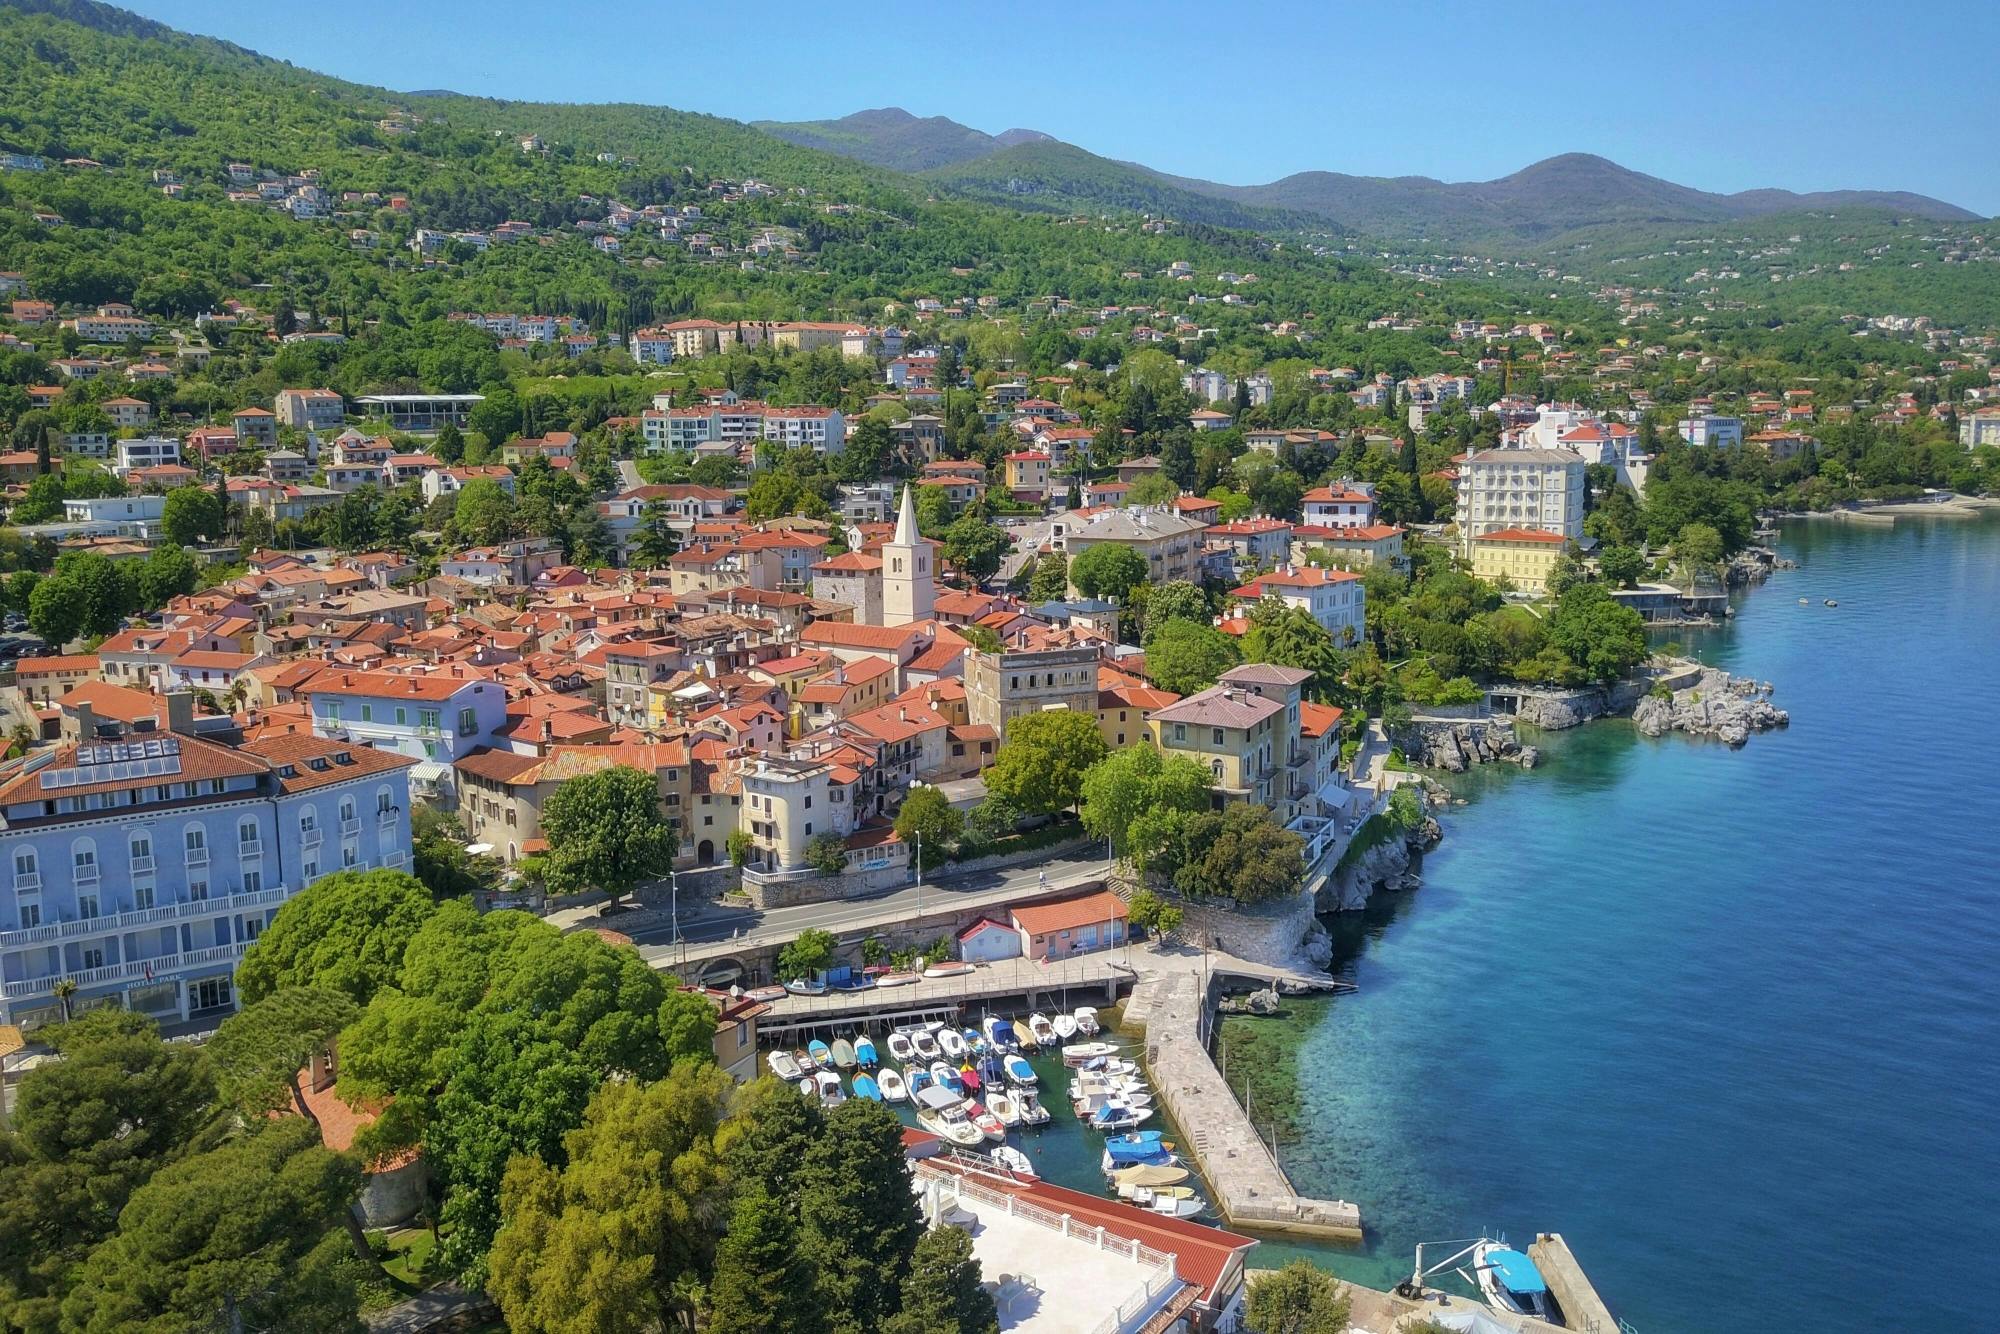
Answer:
755 108 1052 174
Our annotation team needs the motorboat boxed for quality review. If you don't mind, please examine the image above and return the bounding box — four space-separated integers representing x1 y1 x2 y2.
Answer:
1014 1017 1040 1051
982 1016 1018 1050
938 1028 968 1061
958 1062 982 1094
1062 1041 1119 1067
929 1061 964 1094
1103 1131 1171 1163
829 1038 856 1071
1474 1243 1557 1323
924 960 975 978
1052 1012 1079 1040
991 1145 1036 1177
854 1034 878 1068
914 1085 984 1147
807 1039 832 1069
1003 1053 1037 1086
887 1031 916 1063
911 1027 942 1061
851 1073 881 1102
908 1067 933 1094
1078 1054 1139 1077
814 1070 846 1108
1073 1073 1152 1109
964 1098 1007 1141
877 1067 908 1102
1081 1098 1153 1132
1016 1090 1052 1126
1131 1185 1205 1218
797 1078 816 1098
793 1048 819 1074
875 971 919 987
1073 1006 1100 1036
1102 1146 1176 1173
785 978 827 996
767 1050 802 1081
985 1089 1022 1128
960 1027 986 1056
1111 1163 1190 1194
1026 1013 1059 1046
1825 599 1838 607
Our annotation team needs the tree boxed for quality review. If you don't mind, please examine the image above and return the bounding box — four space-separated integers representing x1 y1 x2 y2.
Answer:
1673 521 1725 576
1125 888 1185 940
882 1223 997 1334
161 485 225 547
1080 745 1212 863
540 764 677 907
1598 544 1645 589
453 476 517 545
795 1099 923 1333
984 709 1107 817
1543 552 1584 599
633 498 681 568
411 805 503 901
727 829 755 867
1141 579 1209 641
1244 1259 1352 1334
1125 472 1178 507
940 514 1009 581
59 1119 365 1334
1544 583 1648 684
237 868 436 1005
1069 542 1148 601
1166 804 1304 904
776 927 837 983
914 485 955 537
136 542 198 608
1144 618 1242 696
0 1013 218 1327
1025 551 1070 603
708 1184 824 1334
1241 599 1348 692
894 785 963 874
488 1063 735 1334
27 573 85 647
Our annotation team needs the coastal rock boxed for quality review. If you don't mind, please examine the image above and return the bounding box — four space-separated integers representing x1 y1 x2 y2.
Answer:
1391 718 1522 771
1515 745 1541 769
1633 668 1788 746
1515 695 1585 730
1319 809 1442 912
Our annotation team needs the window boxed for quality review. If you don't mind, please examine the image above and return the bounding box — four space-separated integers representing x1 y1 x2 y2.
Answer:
376 789 393 816
13 848 37 889
192 978 231 1011
420 709 440 732
72 839 98 884
78 893 99 920
342 845 358 868
395 706 407 725
134 882 154 910
360 703 373 722
1173 724 1186 742
188 878 208 901
325 700 342 721
458 708 477 736
1212 728 1224 745
81 946 105 970
18 901 39 929
304 857 319 881
243 869 262 895
130 833 153 871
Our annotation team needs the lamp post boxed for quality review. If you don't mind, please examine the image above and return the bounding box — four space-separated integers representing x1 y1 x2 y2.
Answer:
908 778 926 924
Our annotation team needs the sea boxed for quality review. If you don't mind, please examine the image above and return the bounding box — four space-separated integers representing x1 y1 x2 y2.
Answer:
1212 512 2000 1332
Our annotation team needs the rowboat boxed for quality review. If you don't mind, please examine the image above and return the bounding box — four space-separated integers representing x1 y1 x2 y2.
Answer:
767 1050 802 1081
807 1039 832 1068
793 1048 818 1074
851 1073 882 1102
1052 1012 1079 1040
1026 1013 1058 1046
874 971 919 988
829 1038 856 1071
877 1067 908 1102
797 1077 815 1098
924 961 975 978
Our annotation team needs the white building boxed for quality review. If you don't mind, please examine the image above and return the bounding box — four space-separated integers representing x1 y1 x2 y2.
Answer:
1455 447 1587 552
113 436 181 475
1679 415 1744 449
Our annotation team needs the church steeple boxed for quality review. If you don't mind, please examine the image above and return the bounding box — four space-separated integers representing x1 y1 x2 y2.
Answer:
882 484 933 627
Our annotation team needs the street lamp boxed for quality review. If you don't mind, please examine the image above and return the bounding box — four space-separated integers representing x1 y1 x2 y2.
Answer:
669 865 681 951
908 778 927 924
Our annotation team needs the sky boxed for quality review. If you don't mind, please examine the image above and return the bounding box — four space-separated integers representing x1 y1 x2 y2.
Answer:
126 0 2000 215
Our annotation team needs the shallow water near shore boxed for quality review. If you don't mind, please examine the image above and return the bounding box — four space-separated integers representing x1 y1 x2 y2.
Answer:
1220 513 2000 1332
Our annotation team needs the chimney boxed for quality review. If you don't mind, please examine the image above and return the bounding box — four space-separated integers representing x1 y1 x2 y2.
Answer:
165 690 196 737
61 699 97 745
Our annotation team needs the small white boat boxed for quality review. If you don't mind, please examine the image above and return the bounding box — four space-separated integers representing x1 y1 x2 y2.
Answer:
923 960 975 978
785 978 827 996
911 1027 942 1061
1052 1012 1079 1040
914 1085 984 1147
745 984 788 1003
874 970 919 988
991 1145 1036 1177
1027 1013 1058 1046
814 1070 846 1108
1061 1041 1119 1067
1003 1053 1037 1086
793 1047 819 1074
767 1050 802 1081
887 1031 916 1063
1079 1054 1139 1077
1131 1185 1206 1218
796 1077 815 1098
1016 1090 1052 1126
1073 1073 1152 1108
982 1016 1018 1050
1474 1242 1557 1323
1111 1163 1190 1193
877 1066 909 1102
1080 1098 1153 1131
965 1098 1007 1142
938 1028 968 1061
929 1061 963 1094
985 1089 1022 1127
1073 1006 1100 1036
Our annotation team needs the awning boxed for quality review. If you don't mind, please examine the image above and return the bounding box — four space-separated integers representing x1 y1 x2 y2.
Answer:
410 761 452 789
1483 1248 1547 1295
1315 779 1355 813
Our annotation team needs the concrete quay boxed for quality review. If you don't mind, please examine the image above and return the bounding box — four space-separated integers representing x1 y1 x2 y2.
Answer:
1126 960 1363 1241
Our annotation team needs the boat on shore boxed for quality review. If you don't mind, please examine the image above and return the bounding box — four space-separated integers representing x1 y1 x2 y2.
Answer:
992 1145 1036 1177
924 961 975 979
874 970 919 988
785 978 827 996
877 1067 908 1102
1473 1242 1557 1323
767 1050 802 1081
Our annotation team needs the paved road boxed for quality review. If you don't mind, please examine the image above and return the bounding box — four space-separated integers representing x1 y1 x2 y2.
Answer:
627 849 1112 962
616 459 644 491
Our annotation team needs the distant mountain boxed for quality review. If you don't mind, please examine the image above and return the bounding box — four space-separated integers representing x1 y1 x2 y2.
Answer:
754 107 1053 174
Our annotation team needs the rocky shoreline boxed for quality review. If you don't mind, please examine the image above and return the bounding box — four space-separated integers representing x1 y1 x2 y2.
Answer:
1632 667 1789 747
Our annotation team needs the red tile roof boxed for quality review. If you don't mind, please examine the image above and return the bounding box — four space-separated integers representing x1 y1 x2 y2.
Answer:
1010 889 1129 936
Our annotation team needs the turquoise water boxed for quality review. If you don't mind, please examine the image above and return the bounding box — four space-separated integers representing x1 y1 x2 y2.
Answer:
1221 513 2000 1332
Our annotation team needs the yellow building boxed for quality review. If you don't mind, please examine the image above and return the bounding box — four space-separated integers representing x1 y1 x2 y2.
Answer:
1146 677 1287 809
1469 528 1571 593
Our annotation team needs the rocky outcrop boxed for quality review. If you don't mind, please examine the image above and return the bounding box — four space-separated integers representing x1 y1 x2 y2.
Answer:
1391 718 1538 771
1317 804 1442 912
1508 678 1654 731
1631 668 1788 747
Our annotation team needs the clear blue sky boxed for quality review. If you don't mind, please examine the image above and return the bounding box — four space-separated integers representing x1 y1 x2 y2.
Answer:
127 1 2000 215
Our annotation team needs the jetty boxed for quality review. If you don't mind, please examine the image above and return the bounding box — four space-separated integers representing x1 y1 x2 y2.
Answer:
1125 955 1363 1241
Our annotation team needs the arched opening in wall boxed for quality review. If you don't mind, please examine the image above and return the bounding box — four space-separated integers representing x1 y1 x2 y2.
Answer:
697 838 715 865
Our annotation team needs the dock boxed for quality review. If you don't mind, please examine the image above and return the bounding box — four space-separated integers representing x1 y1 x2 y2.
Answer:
1127 962 1363 1241
752 953 1132 1044
1528 1233 1622 1334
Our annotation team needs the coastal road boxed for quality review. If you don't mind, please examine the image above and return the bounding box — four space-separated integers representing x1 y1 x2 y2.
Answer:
625 848 1113 964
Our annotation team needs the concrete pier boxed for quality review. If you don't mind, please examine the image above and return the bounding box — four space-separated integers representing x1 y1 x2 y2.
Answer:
1528 1233 1621 1334
1129 965 1363 1240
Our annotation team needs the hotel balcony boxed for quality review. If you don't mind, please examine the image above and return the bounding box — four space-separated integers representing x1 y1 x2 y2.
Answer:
0 884 289 950
3 938 254 1001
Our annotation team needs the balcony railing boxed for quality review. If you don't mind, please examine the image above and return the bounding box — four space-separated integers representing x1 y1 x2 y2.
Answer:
72 863 99 886
130 855 156 876
340 818 360 838
0 885 290 947
3 938 253 1000
237 839 264 860
184 846 209 868
12 870 39 893
300 827 321 849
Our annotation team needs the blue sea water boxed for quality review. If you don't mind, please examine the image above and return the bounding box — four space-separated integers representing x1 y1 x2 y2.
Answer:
1217 513 2000 1332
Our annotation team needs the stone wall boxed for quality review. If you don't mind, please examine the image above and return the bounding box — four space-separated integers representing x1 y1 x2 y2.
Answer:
358 1157 428 1229
1172 886 1330 973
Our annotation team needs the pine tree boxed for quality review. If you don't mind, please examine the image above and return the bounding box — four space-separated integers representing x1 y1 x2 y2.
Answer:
707 1184 824 1334
795 1099 922 1333
883 1223 998 1334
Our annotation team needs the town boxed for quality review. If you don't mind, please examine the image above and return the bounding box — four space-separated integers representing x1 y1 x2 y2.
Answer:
2 5 1998 1334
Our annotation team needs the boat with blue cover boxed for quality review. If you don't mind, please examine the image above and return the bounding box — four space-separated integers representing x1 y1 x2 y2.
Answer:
1474 1243 1555 1322
851 1073 882 1102
854 1034 878 1067
1003 1053 1037 1086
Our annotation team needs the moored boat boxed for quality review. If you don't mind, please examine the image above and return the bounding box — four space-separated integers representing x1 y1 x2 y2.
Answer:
1081 1098 1153 1132
992 1145 1036 1177
1473 1243 1557 1323
807 1039 832 1068
1003 1053 1037 1086
914 1085 984 1147
1111 1163 1189 1194
911 1027 941 1061
1061 1040 1119 1067
830 1038 856 1071
908 1067 933 1094
1014 1017 1040 1051
767 1050 802 1081
813 1070 846 1108
985 1088 1022 1127
854 1034 878 1068
958 1062 982 1093
1131 1185 1206 1217
964 1098 1007 1141
877 1067 908 1102
929 1061 963 1094
793 1048 818 1074
938 1028 968 1060
796 1077 815 1098
851 1073 881 1102
1027 1013 1058 1046
1072 1006 1100 1036
1052 1012 1079 1040
887 1030 916 1063
982 1016 1018 1050
1016 1090 1052 1126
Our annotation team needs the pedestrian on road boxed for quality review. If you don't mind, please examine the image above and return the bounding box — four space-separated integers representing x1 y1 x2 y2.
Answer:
1039 870 1047 889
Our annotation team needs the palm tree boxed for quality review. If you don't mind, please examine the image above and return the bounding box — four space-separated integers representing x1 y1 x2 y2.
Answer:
52 976 77 1022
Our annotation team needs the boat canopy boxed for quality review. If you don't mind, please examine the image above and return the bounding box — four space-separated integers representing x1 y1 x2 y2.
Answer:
1426 1310 1517 1334
1484 1248 1547 1295
915 1084 962 1111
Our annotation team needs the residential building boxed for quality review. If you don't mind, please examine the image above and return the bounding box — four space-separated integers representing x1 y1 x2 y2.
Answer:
1469 528 1571 592
1149 680 1287 809
231 407 278 447
1301 484 1376 529
1960 409 2000 448
304 667 507 797
274 388 345 431
738 755 858 873
1679 414 1744 449
964 640 1100 740
1064 507 1209 589
1230 565 1366 645
112 436 180 475
354 394 483 433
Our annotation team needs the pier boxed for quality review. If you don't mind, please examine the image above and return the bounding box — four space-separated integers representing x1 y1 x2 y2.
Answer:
751 953 1130 1044
1125 956 1364 1241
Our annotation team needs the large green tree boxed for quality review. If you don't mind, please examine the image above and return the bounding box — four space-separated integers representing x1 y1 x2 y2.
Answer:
893 786 963 874
160 484 225 547
982 709 1107 818
795 1099 923 1334
1068 542 1148 601
236 868 435 1005
1244 1259 1353 1334
1144 617 1243 696
539 764 677 907
1544 582 1648 684
882 1224 997 1334
1080 744 1213 863
708 1184 824 1334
